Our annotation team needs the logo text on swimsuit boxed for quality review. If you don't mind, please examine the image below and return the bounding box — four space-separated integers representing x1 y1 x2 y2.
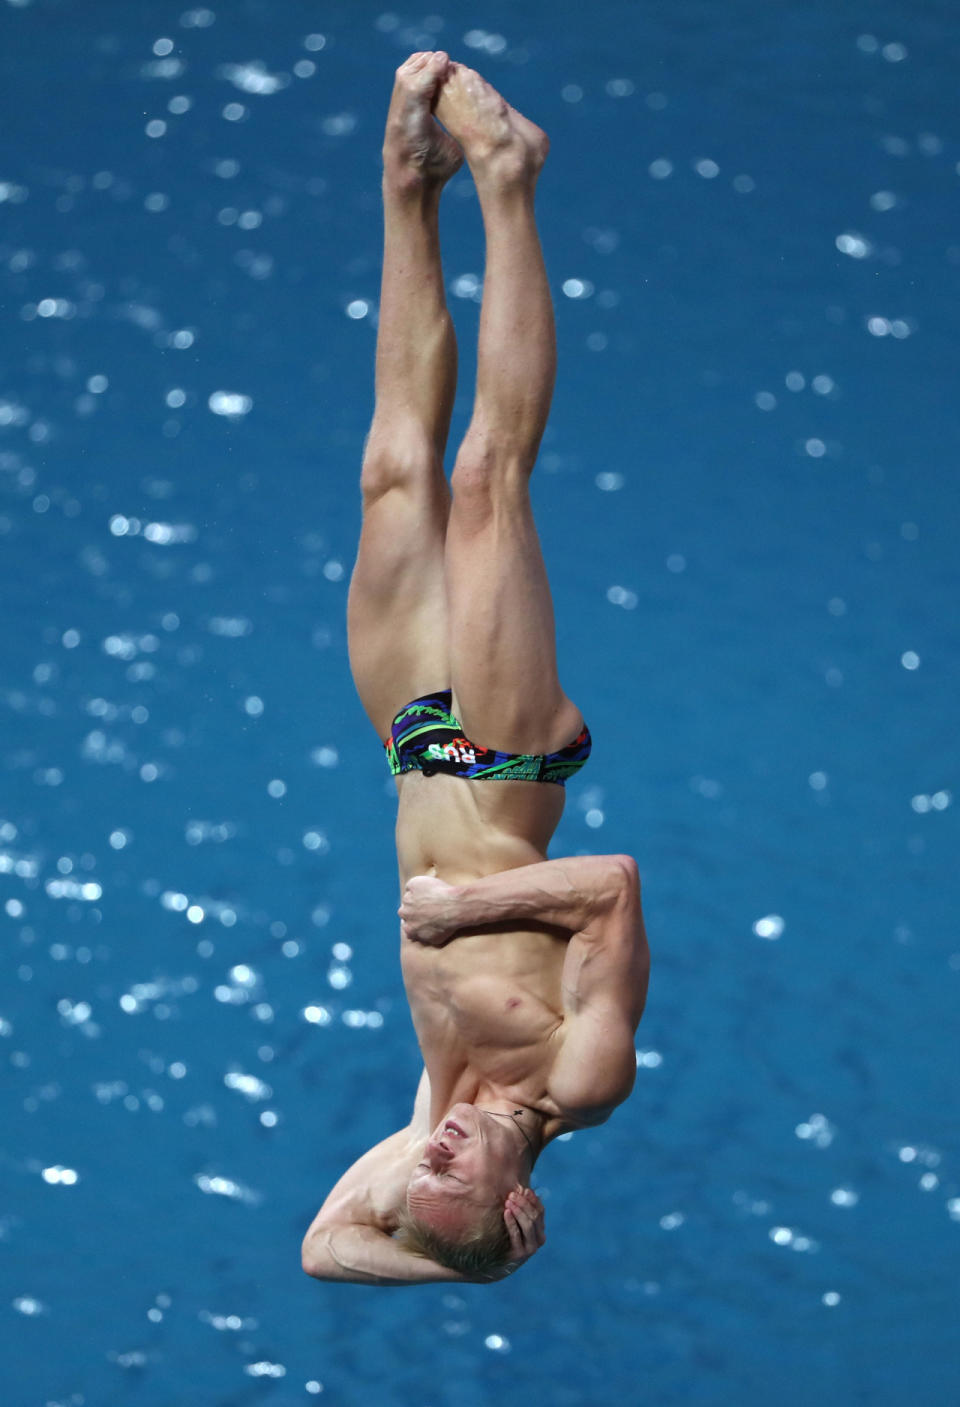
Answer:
425 740 476 766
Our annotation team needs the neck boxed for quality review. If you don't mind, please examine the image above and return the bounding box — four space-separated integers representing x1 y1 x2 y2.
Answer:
477 1103 544 1165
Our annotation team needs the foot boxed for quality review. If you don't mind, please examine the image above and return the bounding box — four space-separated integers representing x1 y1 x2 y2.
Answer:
434 62 549 190
383 52 465 191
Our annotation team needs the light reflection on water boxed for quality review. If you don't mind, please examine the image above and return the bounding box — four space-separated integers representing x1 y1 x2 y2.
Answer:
2 2 959 1405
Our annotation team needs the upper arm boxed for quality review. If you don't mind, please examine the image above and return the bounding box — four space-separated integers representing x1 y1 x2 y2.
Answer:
302 1068 430 1249
548 857 650 1120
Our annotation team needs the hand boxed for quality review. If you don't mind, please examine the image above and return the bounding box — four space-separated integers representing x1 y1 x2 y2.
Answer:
398 874 459 946
501 1184 546 1272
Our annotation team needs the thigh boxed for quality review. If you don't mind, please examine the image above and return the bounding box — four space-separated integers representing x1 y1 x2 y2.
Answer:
443 460 582 754
347 469 451 741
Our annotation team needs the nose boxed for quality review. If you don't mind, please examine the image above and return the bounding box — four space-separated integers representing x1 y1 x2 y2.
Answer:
426 1138 453 1168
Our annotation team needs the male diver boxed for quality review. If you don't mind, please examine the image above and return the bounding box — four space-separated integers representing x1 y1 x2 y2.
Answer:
301 53 650 1285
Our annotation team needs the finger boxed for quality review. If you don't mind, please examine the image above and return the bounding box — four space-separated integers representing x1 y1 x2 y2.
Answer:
520 1191 546 1244
514 1190 538 1216
504 1206 526 1256
506 1200 535 1247
506 1196 533 1232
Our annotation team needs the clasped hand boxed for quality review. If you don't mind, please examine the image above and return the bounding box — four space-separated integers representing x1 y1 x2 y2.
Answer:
498 1184 547 1277
398 874 459 945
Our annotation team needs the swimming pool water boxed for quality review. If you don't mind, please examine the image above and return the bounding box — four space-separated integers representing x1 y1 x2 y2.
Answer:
1 2 958 1404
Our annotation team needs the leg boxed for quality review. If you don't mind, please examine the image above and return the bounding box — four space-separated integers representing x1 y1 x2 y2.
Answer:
434 65 582 753
347 52 463 739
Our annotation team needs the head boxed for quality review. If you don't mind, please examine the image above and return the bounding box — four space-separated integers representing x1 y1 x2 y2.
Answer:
398 1103 534 1276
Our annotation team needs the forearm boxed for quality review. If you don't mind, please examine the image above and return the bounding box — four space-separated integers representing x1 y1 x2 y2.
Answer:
453 855 630 934
303 1222 467 1287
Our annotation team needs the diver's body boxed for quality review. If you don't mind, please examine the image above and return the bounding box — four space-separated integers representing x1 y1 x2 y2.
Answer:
301 54 649 1286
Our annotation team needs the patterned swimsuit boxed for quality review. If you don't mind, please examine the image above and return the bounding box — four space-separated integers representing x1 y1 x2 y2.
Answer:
384 689 591 786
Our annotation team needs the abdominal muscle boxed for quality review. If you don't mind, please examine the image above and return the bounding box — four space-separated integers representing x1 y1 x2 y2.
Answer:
395 769 570 1100
394 768 565 886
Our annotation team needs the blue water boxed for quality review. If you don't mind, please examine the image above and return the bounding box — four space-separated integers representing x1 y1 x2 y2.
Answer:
2 2 958 1404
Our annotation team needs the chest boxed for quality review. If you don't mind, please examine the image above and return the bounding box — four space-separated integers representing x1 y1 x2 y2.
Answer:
401 928 566 1058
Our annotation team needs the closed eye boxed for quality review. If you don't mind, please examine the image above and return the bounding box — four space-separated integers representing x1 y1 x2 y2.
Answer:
415 1165 466 1185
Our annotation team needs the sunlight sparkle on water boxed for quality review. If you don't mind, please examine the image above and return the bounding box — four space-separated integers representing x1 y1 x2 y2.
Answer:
753 915 784 940
796 1114 836 1148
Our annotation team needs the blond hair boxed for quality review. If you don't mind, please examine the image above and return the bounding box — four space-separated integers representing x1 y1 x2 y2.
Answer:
395 1202 513 1280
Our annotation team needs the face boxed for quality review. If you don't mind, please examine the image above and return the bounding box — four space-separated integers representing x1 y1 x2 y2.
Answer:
406 1102 527 1238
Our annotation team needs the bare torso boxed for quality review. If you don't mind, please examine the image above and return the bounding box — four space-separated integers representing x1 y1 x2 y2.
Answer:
395 762 582 1139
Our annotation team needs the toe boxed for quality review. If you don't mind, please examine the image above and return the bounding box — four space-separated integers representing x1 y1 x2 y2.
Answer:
424 51 449 86
405 51 448 91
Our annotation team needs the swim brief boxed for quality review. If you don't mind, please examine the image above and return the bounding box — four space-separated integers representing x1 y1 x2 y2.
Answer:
384 688 591 785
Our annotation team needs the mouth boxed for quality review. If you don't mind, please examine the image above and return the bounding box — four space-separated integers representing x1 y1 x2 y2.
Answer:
443 1119 467 1137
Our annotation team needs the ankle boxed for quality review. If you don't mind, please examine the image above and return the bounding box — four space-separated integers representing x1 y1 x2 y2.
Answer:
471 159 541 205
467 136 547 197
382 166 445 206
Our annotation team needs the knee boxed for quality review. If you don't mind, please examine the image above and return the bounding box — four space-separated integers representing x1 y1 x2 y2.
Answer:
360 434 441 505
450 436 531 513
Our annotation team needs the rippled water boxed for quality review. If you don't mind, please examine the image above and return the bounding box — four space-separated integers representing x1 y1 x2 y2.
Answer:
2 2 958 1405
